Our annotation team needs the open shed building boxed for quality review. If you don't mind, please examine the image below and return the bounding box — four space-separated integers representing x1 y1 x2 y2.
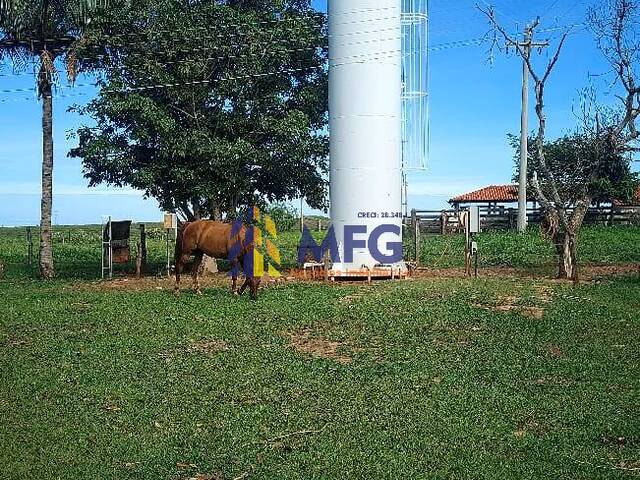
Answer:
448 184 537 213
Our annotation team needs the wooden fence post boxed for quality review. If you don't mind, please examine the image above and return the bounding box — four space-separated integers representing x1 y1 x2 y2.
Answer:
139 224 147 270
135 241 142 279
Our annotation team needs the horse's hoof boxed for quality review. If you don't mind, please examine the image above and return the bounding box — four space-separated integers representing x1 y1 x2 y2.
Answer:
232 290 239 296
195 290 203 296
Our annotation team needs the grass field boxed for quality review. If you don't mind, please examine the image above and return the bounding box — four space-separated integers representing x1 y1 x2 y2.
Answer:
0 225 639 479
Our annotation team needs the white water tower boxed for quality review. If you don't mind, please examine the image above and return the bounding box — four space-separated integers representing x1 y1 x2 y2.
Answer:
329 0 404 275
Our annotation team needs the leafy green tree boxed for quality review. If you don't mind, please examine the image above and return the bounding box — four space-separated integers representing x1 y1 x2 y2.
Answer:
510 132 638 205
70 0 328 221
510 131 639 277
264 202 299 231
0 0 105 278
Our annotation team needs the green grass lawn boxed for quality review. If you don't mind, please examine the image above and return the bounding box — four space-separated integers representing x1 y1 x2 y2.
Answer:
0 225 639 479
1 272 639 479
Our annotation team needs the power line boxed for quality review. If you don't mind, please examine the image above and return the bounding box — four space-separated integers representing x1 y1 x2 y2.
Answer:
0 34 400 84
0 20 585 80
0 21 587 100
0 47 419 102
0 23 402 77
0 11 405 53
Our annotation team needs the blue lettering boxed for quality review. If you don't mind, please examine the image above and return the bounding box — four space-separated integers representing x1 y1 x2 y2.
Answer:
368 224 403 264
344 225 367 263
298 226 341 264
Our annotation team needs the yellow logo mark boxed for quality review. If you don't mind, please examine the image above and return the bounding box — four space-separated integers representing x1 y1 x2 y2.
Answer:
252 210 281 278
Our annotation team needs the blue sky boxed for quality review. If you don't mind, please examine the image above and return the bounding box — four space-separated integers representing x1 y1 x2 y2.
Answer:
0 0 631 225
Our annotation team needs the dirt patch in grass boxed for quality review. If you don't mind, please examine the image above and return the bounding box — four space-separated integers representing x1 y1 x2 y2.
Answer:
521 306 545 319
182 473 224 480
340 292 368 304
529 376 575 386
3 336 31 348
513 416 549 438
159 338 229 361
186 339 229 355
472 294 545 319
533 284 554 303
547 344 564 358
76 274 230 292
73 271 295 293
584 264 640 278
286 329 353 364
413 264 639 281
63 263 638 295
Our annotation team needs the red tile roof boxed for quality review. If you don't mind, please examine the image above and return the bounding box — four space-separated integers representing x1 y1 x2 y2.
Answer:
450 185 640 206
449 184 524 204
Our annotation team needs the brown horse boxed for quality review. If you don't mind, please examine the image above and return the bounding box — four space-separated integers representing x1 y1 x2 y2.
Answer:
174 220 261 299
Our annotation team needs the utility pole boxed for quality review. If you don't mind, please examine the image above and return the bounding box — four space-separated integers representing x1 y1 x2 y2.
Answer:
512 21 548 233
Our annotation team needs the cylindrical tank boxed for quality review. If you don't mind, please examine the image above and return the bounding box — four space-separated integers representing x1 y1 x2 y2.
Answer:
329 0 403 272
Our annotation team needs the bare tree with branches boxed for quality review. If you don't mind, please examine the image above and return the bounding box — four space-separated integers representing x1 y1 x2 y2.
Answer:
589 0 640 145
479 1 640 280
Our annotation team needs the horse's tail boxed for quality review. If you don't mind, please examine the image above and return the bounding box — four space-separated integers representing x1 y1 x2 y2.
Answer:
174 221 191 264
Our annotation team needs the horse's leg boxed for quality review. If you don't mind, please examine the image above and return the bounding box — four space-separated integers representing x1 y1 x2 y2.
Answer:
230 257 239 295
238 277 250 295
239 276 260 299
192 252 204 295
174 253 190 296
231 252 245 295
250 277 261 300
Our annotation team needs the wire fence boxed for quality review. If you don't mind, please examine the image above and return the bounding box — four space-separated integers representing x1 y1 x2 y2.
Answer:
2 224 639 281
402 224 640 272
0 224 173 279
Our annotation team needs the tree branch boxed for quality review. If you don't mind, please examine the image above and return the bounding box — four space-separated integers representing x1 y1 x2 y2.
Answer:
479 4 570 227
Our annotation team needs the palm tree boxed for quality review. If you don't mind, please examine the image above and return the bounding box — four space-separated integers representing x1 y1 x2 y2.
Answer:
0 0 104 278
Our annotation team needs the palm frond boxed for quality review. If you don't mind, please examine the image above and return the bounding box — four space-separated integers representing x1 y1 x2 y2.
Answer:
1 0 107 84
65 34 89 83
39 48 59 91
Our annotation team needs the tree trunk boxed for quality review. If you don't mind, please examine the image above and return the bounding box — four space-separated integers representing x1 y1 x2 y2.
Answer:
554 233 567 278
553 230 578 280
192 200 202 220
561 201 589 281
39 78 55 279
210 199 222 221
560 231 578 280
